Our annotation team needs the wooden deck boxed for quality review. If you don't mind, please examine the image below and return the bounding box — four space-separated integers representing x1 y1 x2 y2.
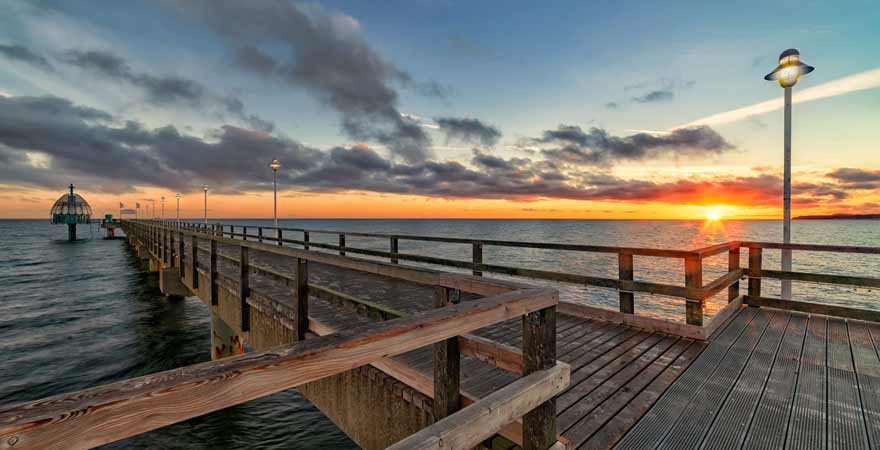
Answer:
612 307 880 450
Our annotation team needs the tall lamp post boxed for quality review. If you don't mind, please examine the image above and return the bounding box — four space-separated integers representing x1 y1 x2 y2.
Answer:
203 184 208 225
764 48 814 300
175 193 181 221
270 158 281 228
161 196 165 221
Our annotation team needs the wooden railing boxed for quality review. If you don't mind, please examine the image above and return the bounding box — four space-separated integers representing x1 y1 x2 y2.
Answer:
136 221 880 338
0 220 565 450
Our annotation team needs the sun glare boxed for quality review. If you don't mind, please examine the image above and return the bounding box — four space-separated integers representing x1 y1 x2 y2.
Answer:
706 206 723 221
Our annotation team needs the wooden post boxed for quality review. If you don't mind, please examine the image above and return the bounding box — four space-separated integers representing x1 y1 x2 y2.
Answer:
748 247 762 301
728 247 740 302
210 239 218 306
619 253 634 314
243 226 248 241
277 228 283 246
191 235 199 289
178 231 185 278
472 243 483 276
339 234 346 256
685 255 703 326
303 231 310 250
522 305 557 450
258 227 263 243
391 237 399 264
239 246 250 332
294 258 309 341
433 286 461 421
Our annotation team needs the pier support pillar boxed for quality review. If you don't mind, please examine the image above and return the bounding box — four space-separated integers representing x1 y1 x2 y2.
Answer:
211 312 244 360
148 256 161 272
159 267 189 299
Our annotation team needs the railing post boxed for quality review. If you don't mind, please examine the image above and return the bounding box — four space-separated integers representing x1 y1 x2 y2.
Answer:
295 258 309 341
685 255 703 326
178 231 185 278
258 227 263 243
728 246 740 302
433 286 461 421
748 247 762 301
210 239 218 306
472 243 483 276
303 231 310 250
277 228 283 246
390 237 399 264
619 252 634 314
191 235 199 289
243 226 247 241
239 246 250 331
522 304 557 450
339 234 346 256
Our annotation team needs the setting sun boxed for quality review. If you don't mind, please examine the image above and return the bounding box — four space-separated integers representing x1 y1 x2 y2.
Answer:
707 206 723 221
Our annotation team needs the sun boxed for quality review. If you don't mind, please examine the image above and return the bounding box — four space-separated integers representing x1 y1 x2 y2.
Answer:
706 206 723 221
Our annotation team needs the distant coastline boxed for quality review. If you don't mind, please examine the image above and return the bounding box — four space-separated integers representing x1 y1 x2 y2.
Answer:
795 213 880 220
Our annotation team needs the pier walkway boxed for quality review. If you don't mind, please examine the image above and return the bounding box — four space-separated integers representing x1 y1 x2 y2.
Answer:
1 219 878 450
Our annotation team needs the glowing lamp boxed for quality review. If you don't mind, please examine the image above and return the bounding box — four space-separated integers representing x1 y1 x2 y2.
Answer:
764 48 813 88
270 158 281 171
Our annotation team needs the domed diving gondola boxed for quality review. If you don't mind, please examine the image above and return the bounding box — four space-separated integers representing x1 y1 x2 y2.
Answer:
50 184 93 240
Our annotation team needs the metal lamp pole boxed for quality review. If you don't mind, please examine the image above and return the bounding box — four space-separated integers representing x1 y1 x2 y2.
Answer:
175 193 181 222
765 48 813 300
270 159 281 228
161 196 165 221
203 184 208 225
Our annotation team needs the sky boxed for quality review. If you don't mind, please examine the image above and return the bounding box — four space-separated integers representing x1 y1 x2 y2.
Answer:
0 0 878 219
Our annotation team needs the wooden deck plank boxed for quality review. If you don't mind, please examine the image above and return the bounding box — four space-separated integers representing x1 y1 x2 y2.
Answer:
786 314 828 450
611 307 757 450
848 320 880 449
740 313 807 450
697 310 791 450
826 318 869 450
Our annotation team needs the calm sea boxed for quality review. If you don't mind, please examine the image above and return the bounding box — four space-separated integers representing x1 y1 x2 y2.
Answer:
1 218 878 449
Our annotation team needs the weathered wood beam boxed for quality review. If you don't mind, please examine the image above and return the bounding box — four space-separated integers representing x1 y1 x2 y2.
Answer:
759 269 880 289
748 247 762 300
295 258 308 341
684 256 703 326
618 253 634 314
522 305 557 450
433 287 461 421
744 295 880 322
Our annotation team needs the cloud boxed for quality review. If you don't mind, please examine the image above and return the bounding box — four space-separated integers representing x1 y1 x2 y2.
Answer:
60 49 273 131
161 0 440 163
826 167 880 189
605 101 619 109
680 67 880 128
631 89 674 103
434 117 501 147
0 43 54 71
536 125 733 166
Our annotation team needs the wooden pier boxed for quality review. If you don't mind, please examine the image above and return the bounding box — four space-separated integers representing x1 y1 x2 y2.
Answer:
1 220 878 450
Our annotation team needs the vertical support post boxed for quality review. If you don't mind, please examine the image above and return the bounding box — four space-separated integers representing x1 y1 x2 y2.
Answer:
239 246 250 332
294 258 309 341
433 286 461 421
748 246 762 301
339 234 346 256
522 304 557 450
782 86 793 301
243 226 247 241
303 231 310 250
258 227 263 243
191 235 199 289
472 243 483 276
277 228 283 246
390 237 399 264
178 231 185 278
619 252 634 314
728 246 740 302
210 239 218 306
685 255 703 326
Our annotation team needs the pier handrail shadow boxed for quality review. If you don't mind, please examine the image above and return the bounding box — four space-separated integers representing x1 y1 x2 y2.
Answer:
0 219 566 450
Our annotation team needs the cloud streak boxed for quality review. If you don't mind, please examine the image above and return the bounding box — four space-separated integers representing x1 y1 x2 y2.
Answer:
680 67 880 128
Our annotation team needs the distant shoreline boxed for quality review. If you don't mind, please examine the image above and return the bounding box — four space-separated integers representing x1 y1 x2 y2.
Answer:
795 213 880 220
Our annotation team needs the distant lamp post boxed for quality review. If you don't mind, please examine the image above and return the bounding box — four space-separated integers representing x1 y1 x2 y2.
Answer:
160 196 165 220
203 184 208 225
270 158 281 228
765 48 814 300
175 193 181 221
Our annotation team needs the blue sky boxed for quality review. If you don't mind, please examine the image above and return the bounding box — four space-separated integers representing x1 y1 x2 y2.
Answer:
0 0 878 218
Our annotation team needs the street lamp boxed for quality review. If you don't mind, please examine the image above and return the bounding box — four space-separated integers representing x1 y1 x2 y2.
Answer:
161 196 165 221
270 158 281 228
175 193 181 221
765 48 814 300
203 184 208 225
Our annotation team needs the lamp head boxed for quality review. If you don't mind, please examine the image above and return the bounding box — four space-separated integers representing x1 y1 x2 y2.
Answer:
270 158 281 171
764 48 814 88
203 184 208 192
175 193 181 200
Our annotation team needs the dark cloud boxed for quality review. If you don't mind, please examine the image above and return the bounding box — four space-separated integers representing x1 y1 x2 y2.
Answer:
0 43 53 71
826 168 880 189
161 0 439 163
537 125 733 166
435 117 501 147
631 89 674 104
61 49 273 131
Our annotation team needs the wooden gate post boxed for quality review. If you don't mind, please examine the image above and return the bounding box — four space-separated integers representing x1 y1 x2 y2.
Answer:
618 252 634 314
433 286 461 421
522 304 557 450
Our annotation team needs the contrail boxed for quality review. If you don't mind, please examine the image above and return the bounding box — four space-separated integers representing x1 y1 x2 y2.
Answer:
677 67 880 129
